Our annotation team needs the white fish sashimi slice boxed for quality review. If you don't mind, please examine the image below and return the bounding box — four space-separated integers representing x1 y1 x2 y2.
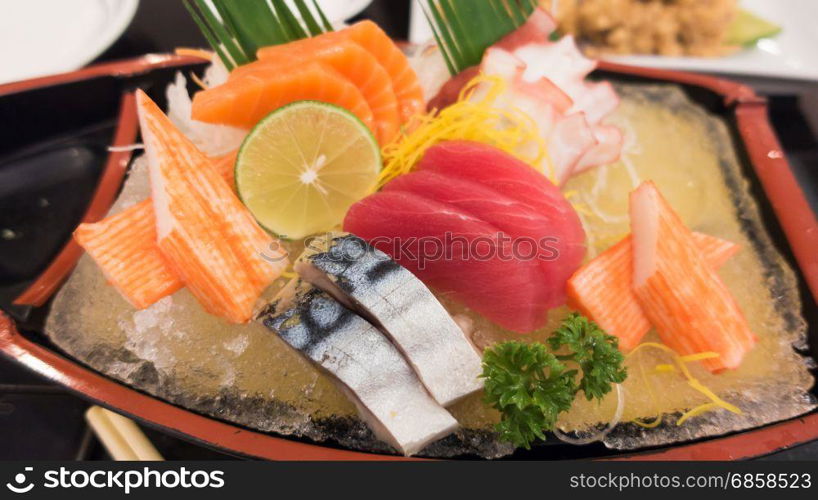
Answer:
547 112 598 185
574 124 624 174
295 233 484 407
513 37 620 127
570 81 620 125
263 279 458 456
482 48 573 114
515 36 597 91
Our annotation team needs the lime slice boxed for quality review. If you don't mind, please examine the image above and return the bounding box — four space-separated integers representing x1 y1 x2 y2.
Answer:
236 101 381 240
727 9 781 47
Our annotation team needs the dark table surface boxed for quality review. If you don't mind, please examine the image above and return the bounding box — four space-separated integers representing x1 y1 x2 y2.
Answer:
1 0 816 460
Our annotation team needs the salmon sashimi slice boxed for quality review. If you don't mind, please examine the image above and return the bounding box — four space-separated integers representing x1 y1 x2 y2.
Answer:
257 20 423 123
567 232 740 352
252 38 400 143
191 62 374 131
342 21 424 122
630 181 757 371
138 90 287 322
74 199 183 309
325 20 425 123
74 150 239 310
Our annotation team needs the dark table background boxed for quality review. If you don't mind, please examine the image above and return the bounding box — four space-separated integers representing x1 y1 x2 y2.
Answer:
1 0 816 460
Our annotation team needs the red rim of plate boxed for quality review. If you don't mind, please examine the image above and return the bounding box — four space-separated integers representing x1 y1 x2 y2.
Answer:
0 54 816 461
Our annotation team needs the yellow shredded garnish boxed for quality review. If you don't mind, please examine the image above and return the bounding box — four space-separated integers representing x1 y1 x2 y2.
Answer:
175 47 214 61
676 403 724 426
626 343 742 427
633 417 663 429
376 74 550 191
281 270 297 279
680 352 722 363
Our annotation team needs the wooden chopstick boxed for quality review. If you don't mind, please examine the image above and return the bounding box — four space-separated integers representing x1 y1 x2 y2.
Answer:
85 406 164 461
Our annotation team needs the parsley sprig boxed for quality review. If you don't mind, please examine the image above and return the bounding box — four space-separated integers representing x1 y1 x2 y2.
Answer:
481 313 627 449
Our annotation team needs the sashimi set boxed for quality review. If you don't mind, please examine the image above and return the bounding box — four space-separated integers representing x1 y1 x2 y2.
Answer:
44 2 813 457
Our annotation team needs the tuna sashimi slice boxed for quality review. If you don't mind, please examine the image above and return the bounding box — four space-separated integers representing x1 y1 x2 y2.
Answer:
567 232 740 352
74 199 183 309
630 182 757 371
251 38 400 143
263 279 458 456
138 90 287 323
295 234 483 406
384 170 583 308
546 112 598 184
344 190 552 333
191 62 374 131
416 141 580 223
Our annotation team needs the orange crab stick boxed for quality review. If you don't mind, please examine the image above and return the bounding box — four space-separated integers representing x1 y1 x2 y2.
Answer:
137 90 287 322
567 232 740 352
630 181 756 371
74 152 238 310
75 199 183 309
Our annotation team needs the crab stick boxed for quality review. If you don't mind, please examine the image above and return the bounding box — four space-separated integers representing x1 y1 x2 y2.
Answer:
567 232 740 352
630 181 756 371
75 152 238 310
137 90 286 322
75 199 183 309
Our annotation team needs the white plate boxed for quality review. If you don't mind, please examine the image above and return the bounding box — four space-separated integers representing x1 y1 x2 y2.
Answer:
309 0 373 23
0 0 139 85
409 0 818 81
606 0 818 81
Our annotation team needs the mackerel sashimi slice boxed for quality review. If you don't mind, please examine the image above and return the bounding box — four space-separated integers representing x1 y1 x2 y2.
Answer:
262 279 458 456
295 234 483 406
137 90 287 323
344 141 585 333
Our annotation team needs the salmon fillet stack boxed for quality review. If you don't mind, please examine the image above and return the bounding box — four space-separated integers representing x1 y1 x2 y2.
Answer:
193 20 424 144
